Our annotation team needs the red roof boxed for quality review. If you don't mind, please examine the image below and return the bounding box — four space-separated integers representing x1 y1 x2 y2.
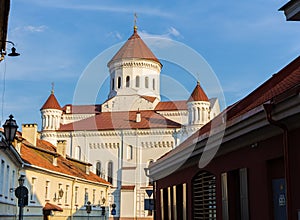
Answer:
108 27 161 65
59 110 181 131
62 105 101 114
43 202 63 211
20 139 110 185
157 55 300 163
187 81 209 102
41 93 62 110
155 101 187 111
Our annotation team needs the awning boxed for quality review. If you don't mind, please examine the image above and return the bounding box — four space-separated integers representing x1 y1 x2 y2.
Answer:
43 202 63 212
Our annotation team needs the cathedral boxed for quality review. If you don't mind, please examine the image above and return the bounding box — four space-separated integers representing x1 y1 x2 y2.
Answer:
40 24 220 219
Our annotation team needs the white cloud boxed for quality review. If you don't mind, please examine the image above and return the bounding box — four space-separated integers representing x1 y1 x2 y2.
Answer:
14 25 48 33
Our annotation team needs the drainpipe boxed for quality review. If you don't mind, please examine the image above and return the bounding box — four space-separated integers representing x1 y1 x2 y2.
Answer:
263 103 292 220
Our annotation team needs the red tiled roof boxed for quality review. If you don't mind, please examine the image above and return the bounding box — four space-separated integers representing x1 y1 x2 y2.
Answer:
108 28 161 65
20 139 110 185
41 93 62 110
43 202 63 211
157 55 300 163
59 110 181 131
155 101 187 111
121 185 135 190
141 96 157 103
187 81 209 102
62 105 101 114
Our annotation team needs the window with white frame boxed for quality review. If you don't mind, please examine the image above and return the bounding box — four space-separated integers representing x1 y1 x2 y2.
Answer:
75 186 79 204
65 185 69 205
45 181 50 201
30 177 36 202
5 165 10 198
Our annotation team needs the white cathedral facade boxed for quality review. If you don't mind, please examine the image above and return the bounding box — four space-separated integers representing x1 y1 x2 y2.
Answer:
40 25 220 219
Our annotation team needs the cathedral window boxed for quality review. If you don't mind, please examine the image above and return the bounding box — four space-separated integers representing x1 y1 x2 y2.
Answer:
117 77 121 89
127 145 133 160
126 76 130 88
107 161 113 184
111 78 115 90
145 77 149 88
153 78 155 90
96 161 101 177
136 76 140 87
75 146 81 160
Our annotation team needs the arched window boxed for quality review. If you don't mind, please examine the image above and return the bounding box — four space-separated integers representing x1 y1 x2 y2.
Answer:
111 78 115 90
117 77 121 89
145 77 149 88
75 146 81 160
136 76 140 87
107 161 113 184
126 76 130 87
197 107 201 122
96 161 101 176
192 171 216 219
153 78 155 90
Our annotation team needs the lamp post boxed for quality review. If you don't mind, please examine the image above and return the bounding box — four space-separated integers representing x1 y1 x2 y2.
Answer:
15 175 28 220
3 114 18 146
1 40 20 58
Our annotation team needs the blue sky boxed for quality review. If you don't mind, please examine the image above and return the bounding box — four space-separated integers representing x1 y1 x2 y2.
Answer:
1 0 299 128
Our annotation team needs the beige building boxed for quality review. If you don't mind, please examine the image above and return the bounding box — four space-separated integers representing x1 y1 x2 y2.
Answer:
0 124 111 220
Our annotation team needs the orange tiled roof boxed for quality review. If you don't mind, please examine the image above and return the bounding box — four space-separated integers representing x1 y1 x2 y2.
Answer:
20 139 110 185
41 93 62 110
108 28 161 65
187 81 209 102
59 110 181 131
157 55 300 163
141 96 157 103
155 101 187 111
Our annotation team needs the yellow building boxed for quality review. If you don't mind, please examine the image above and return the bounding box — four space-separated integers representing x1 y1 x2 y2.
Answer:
1 123 111 220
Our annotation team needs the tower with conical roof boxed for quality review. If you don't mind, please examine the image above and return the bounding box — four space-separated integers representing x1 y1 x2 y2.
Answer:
102 24 162 112
40 88 62 132
187 81 210 127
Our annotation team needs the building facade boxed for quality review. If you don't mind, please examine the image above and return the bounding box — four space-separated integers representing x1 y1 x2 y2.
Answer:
149 56 300 220
40 25 220 219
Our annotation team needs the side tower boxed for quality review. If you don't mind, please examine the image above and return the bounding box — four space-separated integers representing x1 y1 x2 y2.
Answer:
187 81 210 132
102 25 162 112
40 89 62 145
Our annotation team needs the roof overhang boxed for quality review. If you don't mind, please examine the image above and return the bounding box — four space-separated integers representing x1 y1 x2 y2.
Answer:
149 86 300 180
0 0 10 61
279 0 300 21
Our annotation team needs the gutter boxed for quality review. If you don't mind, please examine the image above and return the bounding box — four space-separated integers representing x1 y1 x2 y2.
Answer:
263 103 292 220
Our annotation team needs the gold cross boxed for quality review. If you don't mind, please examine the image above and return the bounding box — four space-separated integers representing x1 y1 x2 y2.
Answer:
51 82 54 94
134 13 138 27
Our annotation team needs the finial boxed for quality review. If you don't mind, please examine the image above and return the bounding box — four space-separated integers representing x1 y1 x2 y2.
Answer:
197 80 200 86
51 82 54 94
134 13 138 33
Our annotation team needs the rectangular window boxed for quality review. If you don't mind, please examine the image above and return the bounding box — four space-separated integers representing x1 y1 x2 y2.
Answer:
58 183 62 204
65 185 69 204
92 189 96 204
5 165 10 198
84 188 88 204
45 181 50 201
75 186 79 204
30 177 36 202
127 145 133 160
11 170 15 200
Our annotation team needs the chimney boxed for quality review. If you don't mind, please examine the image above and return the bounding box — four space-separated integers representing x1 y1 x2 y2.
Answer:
136 111 141 123
57 140 67 158
53 155 58 166
22 124 38 146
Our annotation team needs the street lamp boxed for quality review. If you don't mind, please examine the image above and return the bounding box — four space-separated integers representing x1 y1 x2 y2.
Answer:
3 114 18 145
1 40 20 57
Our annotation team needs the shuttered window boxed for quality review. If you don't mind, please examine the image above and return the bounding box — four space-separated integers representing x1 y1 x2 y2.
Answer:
193 171 216 220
